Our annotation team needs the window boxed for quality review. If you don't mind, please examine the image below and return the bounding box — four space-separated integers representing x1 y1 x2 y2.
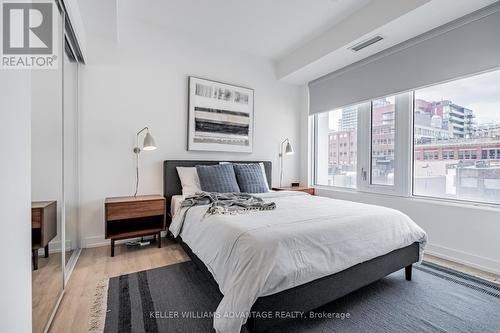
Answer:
458 149 476 160
442 150 455 160
313 68 500 206
371 97 396 185
315 105 360 188
482 149 488 159
413 69 500 204
423 150 440 160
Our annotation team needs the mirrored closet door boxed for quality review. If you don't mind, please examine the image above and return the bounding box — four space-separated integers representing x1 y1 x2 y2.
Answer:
31 9 64 333
63 40 80 273
31 2 84 332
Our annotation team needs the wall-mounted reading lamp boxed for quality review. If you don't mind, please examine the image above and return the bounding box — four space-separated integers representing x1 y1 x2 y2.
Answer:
279 138 294 187
133 127 157 197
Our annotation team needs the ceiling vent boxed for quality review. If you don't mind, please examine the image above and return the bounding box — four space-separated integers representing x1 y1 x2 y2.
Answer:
350 35 384 52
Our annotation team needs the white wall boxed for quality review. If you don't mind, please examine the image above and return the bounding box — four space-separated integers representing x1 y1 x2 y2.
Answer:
0 71 32 332
79 18 304 247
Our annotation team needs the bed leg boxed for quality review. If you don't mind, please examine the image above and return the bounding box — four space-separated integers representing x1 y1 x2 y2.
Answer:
405 265 412 281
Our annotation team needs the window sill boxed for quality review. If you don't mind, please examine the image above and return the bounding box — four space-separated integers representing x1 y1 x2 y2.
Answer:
313 185 500 212
313 184 404 198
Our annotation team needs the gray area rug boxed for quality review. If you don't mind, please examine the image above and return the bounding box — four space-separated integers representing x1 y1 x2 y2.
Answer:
104 261 500 333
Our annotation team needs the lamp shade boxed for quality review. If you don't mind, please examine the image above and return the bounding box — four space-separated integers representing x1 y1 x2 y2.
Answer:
143 132 157 151
285 141 294 155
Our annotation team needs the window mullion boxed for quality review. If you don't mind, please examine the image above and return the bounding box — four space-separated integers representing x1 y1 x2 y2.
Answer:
395 92 412 197
357 102 371 190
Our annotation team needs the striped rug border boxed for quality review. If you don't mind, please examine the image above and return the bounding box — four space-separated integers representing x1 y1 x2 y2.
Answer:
417 261 500 299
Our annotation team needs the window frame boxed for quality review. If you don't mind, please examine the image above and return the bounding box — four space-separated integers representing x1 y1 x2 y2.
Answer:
312 104 363 190
313 93 412 197
312 73 500 208
357 93 412 196
410 80 500 206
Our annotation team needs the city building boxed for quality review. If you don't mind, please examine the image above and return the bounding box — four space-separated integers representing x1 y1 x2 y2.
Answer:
414 139 500 161
476 122 500 138
328 129 357 172
414 99 476 139
340 106 358 130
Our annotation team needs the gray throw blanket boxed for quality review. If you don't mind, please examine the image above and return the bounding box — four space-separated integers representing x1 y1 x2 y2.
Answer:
172 193 276 235
180 192 276 216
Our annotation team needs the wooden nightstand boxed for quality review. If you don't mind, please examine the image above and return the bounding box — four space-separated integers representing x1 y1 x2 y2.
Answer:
272 186 315 195
32 201 57 270
105 195 166 257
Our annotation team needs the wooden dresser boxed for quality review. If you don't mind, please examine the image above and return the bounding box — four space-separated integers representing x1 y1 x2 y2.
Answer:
272 186 315 195
32 201 57 270
105 195 166 257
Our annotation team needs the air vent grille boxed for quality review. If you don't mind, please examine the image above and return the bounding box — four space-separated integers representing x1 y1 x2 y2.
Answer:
350 35 384 52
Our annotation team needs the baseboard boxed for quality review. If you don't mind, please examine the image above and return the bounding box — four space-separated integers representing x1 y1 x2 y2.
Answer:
83 231 169 248
83 235 109 248
36 239 73 255
426 243 500 276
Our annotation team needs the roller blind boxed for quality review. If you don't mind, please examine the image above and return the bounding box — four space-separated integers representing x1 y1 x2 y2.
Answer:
308 7 500 115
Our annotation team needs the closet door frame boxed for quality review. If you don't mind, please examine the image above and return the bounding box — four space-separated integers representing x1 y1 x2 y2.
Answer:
62 36 81 286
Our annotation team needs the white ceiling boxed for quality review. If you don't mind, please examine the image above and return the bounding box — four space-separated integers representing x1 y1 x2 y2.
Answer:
77 0 500 84
115 0 372 60
277 0 499 84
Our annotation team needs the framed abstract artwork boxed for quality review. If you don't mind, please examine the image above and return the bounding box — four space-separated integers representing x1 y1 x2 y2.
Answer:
188 76 254 152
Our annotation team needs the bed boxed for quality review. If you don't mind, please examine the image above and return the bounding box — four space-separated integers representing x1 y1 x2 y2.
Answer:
163 160 427 333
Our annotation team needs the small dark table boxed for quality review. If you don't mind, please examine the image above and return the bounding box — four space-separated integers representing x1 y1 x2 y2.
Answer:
104 195 166 257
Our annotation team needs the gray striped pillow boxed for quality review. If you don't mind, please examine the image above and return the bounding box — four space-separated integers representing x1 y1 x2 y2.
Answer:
195 164 241 193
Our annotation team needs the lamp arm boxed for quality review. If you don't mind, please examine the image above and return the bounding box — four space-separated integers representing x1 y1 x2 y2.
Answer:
279 138 289 156
136 126 149 136
279 138 289 187
134 127 150 154
134 127 149 197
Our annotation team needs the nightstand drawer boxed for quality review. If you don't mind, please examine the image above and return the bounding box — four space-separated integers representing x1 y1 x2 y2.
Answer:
106 200 164 221
32 209 41 228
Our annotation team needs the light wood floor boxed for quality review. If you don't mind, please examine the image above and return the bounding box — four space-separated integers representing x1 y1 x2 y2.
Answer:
33 252 63 333
48 238 189 333
48 240 500 332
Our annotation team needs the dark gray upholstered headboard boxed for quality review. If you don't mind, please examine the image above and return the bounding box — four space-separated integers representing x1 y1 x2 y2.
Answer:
163 160 272 213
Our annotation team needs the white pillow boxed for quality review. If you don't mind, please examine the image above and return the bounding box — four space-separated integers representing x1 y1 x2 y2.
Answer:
219 161 270 192
176 167 201 196
257 163 270 191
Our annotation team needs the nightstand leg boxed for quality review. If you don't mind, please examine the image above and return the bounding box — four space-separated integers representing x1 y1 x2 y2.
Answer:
111 239 115 257
44 245 49 258
32 250 38 270
157 232 161 248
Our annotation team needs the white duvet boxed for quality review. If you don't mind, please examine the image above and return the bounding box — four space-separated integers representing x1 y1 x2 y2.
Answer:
170 191 427 333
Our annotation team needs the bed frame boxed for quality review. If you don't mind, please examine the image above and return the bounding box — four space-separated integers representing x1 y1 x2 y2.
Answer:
163 160 419 332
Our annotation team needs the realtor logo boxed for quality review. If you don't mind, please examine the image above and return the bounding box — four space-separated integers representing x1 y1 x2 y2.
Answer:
1 1 58 69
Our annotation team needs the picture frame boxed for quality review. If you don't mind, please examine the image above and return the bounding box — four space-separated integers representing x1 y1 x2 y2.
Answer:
188 76 254 152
